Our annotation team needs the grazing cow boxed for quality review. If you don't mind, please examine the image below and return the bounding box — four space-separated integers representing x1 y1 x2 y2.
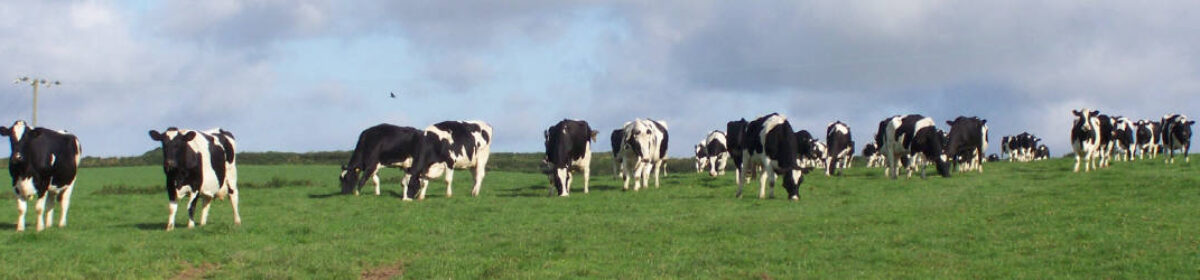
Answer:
1071 109 1103 172
1004 133 1041 162
1111 117 1135 162
726 119 749 185
543 119 598 196
148 127 240 231
879 115 951 179
339 124 422 196
810 140 828 169
698 130 729 177
618 119 668 191
825 121 853 176
944 116 988 173
405 121 492 200
1161 114 1194 164
986 154 1001 162
1035 145 1050 160
1 121 80 232
610 129 624 179
1000 136 1012 161
863 142 886 167
736 113 808 200
1135 120 1161 159
793 130 818 168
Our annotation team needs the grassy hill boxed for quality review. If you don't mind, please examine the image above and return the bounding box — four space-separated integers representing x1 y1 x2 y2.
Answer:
0 156 1196 278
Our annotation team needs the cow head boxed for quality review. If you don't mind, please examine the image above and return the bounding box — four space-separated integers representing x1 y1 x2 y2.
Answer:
0 120 34 165
1072 109 1101 135
339 165 361 194
405 131 454 197
622 120 655 159
149 128 199 189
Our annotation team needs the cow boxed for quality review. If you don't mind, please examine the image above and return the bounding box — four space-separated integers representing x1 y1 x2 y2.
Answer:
810 140 828 169
1161 114 1194 164
863 142 886 167
618 119 668 191
1094 114 1116 168
543 119 597 196
1111 117 1135 162
794 130 819 168
1135 120 1161 159
693 142 709 173
339 124 422 196
986 154 1001 162
698 130 729 177
825 121 853 176
1071 109 1103 172
726 119 749 185
1 121 80 232
1005 133 1041 162
405 121 492 200
148 127 240 231
736 113 808 200
610 129 624 179
944 116 988 173
1035 145 1050 160
879 114 951 179
1000 136 1012 161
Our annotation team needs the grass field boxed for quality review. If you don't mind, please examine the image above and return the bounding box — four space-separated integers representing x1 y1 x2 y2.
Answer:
0 156 1197 279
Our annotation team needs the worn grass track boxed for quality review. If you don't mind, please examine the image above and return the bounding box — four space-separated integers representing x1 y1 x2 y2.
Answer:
0 157 1197 279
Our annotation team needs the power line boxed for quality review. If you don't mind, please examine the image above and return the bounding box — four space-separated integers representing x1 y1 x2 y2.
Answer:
12 76 61 127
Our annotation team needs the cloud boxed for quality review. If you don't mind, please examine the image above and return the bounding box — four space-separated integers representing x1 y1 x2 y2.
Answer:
2 1 1198 158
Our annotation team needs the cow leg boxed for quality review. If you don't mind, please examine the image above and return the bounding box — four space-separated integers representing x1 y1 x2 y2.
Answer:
758 167 771 199
444 169 455 198
471 165 486 197
400 174 413 201
57 184 74 227
417 179 429 200
230 189 242 226
582 165 590 194
34 193 48 232
1073 153 1081 172
653 161 662 188
1185 144 1190 163
167 198 178 231
14 196 27 232
186 193 201 228
199 195 214 226
564 173 573 197
371 170 381 196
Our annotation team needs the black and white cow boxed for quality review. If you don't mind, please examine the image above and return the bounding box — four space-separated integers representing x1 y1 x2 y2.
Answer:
863 142 885 167
1071 109 1103 172
148 127 240 231
726 119 748 184
1111 116 1135 162
825 121 853 176
1161 114 1194 164
697 130 728 177
1095 114 1116 168
1035 145 1050 160
793 130 818 168
610 129 624 179
986 154 1001 162
944 116 988 173
339 124 422 196
544 119 598 196
405 121 492 200
618 119 668 191
1 121 80 232
693 142 708 173
1135 120 1161 159
737 113 808 200
879 115 951 179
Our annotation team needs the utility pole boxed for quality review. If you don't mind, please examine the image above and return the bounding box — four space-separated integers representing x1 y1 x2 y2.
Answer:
13 76 60 127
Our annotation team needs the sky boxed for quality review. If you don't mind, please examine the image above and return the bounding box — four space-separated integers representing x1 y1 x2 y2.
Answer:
1 0 1198 158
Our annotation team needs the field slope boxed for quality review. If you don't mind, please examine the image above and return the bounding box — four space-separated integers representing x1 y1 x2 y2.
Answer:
0 157 1197 278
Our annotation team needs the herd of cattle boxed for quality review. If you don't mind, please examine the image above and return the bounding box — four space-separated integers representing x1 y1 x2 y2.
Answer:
0 109 1192 232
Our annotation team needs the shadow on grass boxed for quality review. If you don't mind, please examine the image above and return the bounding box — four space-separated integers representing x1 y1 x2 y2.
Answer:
308 191 345 199
112 223 169 231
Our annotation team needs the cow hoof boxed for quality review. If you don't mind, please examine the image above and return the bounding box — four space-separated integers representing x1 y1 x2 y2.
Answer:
402 197 413 201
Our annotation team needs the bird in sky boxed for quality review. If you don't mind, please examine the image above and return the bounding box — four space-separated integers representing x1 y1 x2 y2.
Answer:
389 92 396 98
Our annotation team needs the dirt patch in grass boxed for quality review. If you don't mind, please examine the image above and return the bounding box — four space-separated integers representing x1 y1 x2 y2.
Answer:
361 261 406 280
172 262 219 280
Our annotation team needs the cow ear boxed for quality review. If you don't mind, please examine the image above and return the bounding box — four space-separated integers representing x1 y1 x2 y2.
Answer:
980 120 987 125
149 130 163 141
590 130 599 142
946 121 953 126
1092 110 1100 115
1072 110 1080 116
0 127 9 137
1187 121 1195 125
181 131 198 141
